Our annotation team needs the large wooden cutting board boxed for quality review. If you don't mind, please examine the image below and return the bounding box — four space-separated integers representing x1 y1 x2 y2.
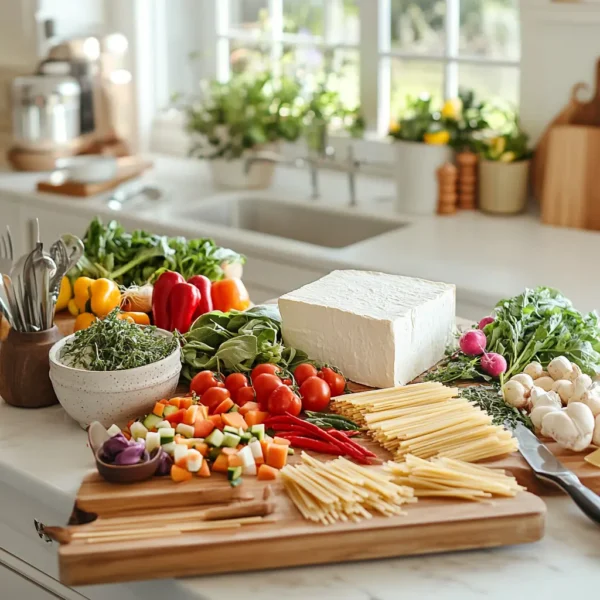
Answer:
57 447 546 587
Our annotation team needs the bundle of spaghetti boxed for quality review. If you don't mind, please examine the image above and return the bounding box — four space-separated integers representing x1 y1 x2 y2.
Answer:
280 452 415 525
332 383 518 463
385 454 524 501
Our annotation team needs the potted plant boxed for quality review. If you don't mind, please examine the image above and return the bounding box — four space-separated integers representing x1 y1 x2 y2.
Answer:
389 94 454 215
184 72 305 189
478 125 533 215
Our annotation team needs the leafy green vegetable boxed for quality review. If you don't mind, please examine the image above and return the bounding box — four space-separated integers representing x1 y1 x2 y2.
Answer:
60 309 178 371
459 386 532 431
70 218 245 286
180 305 308 379
428 287 600 384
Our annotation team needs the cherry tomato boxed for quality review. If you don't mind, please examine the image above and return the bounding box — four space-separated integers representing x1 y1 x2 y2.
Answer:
299 376 331 412
253 373 284 409
224 373 249 401
201 387 231 411
318 367 346 397
251 363 281 381
294 363 318 385
268 385 302 416
189 370 223 396
235 386 256 406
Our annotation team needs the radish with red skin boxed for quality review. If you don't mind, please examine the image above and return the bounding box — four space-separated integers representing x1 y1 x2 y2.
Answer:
459 330 487 356
481 352 507 377
478 316 495 330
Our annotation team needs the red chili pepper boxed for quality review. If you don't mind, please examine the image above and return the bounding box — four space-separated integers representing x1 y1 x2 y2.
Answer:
328 429 376 459
276 435 342 455
187 275 213 320
168 282 201 334
152 271 185 330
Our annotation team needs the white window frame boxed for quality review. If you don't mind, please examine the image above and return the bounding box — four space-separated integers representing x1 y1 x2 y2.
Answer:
110 0 520 162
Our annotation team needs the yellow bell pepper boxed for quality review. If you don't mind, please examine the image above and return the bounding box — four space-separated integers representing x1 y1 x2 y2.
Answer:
424 130 450 145
74 313 97 332
55 277 72 312
72 277 121 317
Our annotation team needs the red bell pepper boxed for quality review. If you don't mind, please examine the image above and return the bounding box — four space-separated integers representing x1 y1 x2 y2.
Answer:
168 282 201 334
152 271 185 330
187 275 213 320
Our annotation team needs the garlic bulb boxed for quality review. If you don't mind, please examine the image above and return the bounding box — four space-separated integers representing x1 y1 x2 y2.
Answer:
541 402 594 452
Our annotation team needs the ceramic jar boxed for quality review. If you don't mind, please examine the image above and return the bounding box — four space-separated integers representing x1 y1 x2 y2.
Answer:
478 159 531 214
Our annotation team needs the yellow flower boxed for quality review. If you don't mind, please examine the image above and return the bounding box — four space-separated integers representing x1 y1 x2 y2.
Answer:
499 151 516 163
441 98 462 120
389 119 401 134
490 136 506 155
424 130 450 145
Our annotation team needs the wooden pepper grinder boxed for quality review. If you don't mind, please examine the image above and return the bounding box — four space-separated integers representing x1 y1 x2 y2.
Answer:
456 151 478 209
436 162 458 215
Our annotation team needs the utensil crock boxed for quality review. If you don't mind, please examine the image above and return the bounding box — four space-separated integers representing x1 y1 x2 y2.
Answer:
0 326 63 408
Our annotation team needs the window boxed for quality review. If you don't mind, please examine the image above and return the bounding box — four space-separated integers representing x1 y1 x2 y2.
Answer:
145 0 520 140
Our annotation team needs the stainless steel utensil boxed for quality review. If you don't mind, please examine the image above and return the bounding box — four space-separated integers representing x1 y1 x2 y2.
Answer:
2 274 23 331
0 226 13 276
107 182 163 211
48 239 69 327
60 233 84 272
513 423 600 524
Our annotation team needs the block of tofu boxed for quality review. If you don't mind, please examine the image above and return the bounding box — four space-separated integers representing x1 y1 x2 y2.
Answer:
278 270 455 389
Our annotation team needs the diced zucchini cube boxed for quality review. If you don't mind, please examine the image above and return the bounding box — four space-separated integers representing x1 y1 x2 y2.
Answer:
205 429 225 447
249 424 265 441
159 427 175 444
130 421 148 440
176 423 195 438
222 432 241 448
106 424 121 437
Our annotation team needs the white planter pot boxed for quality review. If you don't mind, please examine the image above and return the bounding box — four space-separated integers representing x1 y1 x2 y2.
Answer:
478 159 531 215
209 146 278 190
393 141 453 215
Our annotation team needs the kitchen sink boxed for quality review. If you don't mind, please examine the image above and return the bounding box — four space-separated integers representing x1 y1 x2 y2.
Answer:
179 196 406 249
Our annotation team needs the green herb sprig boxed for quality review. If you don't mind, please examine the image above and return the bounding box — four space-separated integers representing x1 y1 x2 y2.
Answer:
459 386 532 431
60 309 178 371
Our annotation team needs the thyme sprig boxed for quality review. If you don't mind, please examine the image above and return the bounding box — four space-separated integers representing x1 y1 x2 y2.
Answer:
60 309 178 371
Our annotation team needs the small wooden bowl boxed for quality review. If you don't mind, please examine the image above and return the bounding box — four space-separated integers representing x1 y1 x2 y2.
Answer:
94 446 163 484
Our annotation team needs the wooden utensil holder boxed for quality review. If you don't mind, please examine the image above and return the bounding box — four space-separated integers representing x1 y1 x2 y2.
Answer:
0 326 63 408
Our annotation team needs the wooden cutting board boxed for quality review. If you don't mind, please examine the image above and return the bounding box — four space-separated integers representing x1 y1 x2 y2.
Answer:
56 445 546 586
540 124 600 230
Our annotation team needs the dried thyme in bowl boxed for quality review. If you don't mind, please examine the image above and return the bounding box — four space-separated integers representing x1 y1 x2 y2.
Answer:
60 309 179 371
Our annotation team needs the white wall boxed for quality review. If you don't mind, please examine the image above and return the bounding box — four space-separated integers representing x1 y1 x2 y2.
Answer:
520 0 600 143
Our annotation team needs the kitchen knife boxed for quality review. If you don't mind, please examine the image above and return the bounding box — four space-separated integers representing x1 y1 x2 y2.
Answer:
513 423 600 524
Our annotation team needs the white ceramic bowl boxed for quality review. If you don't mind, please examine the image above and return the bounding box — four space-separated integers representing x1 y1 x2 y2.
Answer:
48 329 181 429
55 155 118 183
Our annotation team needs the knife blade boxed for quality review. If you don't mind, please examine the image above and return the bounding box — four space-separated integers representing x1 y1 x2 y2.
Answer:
513 423 600 524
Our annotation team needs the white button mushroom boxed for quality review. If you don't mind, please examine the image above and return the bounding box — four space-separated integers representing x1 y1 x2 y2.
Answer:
531 405 559 431
530 389 562 410
579 385 600 417
534 376 555 392
552 379 574 404
510 373 534 394
541 402 595 451
569 374 593 403
547 356 574 381
502 380 528 408
523 362 544 380
568 364 583 383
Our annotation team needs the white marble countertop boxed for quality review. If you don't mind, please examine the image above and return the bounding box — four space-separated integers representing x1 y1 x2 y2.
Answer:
0 400 599 600
1 155 600 313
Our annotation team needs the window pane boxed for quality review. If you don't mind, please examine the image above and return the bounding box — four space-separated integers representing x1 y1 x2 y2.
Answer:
459 63 519 106
230 41 271 75
283 0 324 37
229 0 269 36
390 59 444 117
390 0 446 55
328 0 360 45
459 0 520 60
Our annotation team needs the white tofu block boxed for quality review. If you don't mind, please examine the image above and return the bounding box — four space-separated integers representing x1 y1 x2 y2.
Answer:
278 270 455 389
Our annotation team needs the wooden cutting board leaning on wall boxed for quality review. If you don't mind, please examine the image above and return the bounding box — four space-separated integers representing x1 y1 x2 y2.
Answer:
541 124 600 230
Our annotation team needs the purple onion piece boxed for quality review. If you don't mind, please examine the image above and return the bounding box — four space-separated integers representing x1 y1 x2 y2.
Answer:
155 450 173 476
114 442 146 465
101 433 130 461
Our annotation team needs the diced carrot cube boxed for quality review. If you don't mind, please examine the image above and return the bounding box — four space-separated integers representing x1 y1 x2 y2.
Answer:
152 402 165 417
238 401 259 416
208 414 224 430
228 454 244 467
184 405 199 425
197 405 209 420
123 431 131 440
273 436 291 446
266 443 288 469
194 442 209 457
197 460 211 477
213 398 234 414
194 419 215 438
212 453 229 473
159 398 169 405
257 464 278 481
169 397 182 408
221 447 238 456
222 412 248 430
245 410 268 427
171 464 192 482
180 397 193 410
255 456 265 466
